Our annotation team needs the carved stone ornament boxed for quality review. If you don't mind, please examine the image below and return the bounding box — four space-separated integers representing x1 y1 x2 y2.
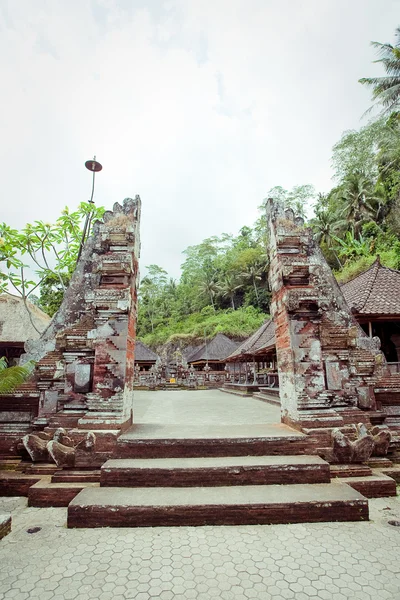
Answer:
332 424 374 464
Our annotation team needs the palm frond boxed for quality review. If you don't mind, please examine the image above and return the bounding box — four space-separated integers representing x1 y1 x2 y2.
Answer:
0 360 35 394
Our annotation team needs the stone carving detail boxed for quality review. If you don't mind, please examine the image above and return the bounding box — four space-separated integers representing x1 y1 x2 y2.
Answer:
332 424 374 464
331 423 391 463
370 426 392 456
22 432 52 462
22 429 96 467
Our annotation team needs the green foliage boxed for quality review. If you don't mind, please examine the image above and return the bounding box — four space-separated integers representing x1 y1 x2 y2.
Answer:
267 184 316 218
140 306 267 348
359 26 400 114
0 357 35 394
0 203 105 321
137 217 272 342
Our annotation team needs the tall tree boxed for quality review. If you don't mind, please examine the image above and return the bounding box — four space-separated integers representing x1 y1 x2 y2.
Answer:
359 26 400 114
335 172 380 236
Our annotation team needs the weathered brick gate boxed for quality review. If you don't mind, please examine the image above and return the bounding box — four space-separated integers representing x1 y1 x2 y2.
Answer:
266 199 400 444
0 196 141 457
0 195 399 526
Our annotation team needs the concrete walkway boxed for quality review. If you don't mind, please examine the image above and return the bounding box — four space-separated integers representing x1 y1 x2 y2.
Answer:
132 389 281 426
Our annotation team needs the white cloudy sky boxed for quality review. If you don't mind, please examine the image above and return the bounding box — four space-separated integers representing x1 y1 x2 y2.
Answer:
0 0 399 278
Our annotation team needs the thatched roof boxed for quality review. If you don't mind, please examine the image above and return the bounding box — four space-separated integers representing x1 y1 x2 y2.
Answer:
135 340 159 363
226 319 276 361
187 333 239 364
0 293 51 343
341 257 400 317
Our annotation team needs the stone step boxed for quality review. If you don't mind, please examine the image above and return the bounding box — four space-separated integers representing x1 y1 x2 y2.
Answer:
380 467 400 483
0 458 21 471
253 390 280 406
28 479 100 507
332 473 397 498
100 455 330 487
116 424 309 458
330 464 373 478
52 469 101 483
68 483 369 528
0 471 41 496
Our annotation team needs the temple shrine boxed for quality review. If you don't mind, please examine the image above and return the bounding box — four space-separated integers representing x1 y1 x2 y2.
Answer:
1 196 400 528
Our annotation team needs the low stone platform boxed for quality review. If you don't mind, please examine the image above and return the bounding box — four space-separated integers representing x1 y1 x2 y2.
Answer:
221 383 260 397
28 478 100 507
100 455 330 487
0 472 41 496
0 513 11 540
68 483 369 528
334 473 397 498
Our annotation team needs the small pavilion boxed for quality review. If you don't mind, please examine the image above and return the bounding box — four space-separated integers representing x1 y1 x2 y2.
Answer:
134 340 159 371
187 333 239 371
225 319 277 384
340 257 400 364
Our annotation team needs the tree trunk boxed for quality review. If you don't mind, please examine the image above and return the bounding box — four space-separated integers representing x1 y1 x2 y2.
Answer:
253 278 260 305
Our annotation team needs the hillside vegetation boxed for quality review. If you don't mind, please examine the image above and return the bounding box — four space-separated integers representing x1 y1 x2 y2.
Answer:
138 27 400 349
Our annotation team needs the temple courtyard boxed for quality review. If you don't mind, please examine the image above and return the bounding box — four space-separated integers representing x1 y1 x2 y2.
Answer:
1 391 400 600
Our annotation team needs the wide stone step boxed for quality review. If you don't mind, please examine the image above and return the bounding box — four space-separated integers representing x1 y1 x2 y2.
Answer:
68 483 369 528
116 424 309 458
100 455 330 487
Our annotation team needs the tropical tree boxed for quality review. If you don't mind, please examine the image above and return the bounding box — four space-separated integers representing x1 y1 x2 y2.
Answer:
311 202 342 268
266 184 316 218
217 274 243 310
0 202 105 325
198 274 219 311
359 26 400 114
0 357 34 394
335 172 380 236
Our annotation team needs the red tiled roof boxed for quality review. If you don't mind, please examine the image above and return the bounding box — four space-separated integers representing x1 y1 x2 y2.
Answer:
341 258 400 316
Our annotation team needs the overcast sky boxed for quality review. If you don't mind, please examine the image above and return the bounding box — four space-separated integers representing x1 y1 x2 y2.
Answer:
1 0 399 278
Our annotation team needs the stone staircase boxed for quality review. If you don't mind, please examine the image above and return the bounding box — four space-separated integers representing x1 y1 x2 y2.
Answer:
67 427 372 528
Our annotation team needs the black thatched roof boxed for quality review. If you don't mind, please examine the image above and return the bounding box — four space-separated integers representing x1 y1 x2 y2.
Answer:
226 319 276 361
187 333 239 364
135 340 159 363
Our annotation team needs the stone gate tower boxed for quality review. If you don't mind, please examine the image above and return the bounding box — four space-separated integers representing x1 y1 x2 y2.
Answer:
18 196 141 433
266 199 388 429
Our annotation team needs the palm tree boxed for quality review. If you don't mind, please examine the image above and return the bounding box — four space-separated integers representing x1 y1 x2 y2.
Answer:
198 275 219 311
240 263 265 306
311 206 343 268
217 274 243 310
336 172 379 237
359 27 400 113
0 357 34 394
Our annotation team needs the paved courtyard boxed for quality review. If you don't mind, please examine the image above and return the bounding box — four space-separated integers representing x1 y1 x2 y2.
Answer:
1 390 400 599
1 495 400 600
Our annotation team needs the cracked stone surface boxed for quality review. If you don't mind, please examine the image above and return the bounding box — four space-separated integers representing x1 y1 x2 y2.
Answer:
1 495 399 599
